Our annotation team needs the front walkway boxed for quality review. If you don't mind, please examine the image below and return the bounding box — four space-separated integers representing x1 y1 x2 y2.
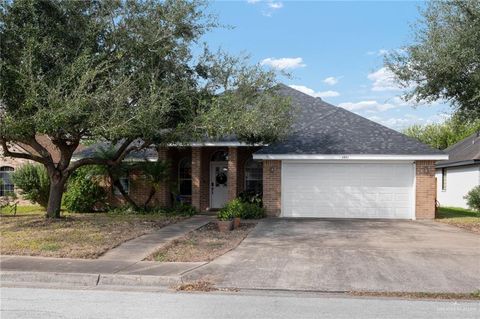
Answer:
99 215 213 262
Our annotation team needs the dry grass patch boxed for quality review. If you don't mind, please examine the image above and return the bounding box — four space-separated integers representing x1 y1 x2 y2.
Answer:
148 222 256 262
0 208 184 258
436 207 480 234
175 280 218 292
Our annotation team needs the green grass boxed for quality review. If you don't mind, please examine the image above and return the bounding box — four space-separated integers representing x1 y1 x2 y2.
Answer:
436 206 479 233
0 205 45 216
437 206 479 219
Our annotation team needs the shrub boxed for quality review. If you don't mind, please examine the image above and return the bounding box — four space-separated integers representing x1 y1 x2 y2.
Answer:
238 190 263 207
240 202 265 219
464 186 480 212
63 167 106 213
218 198 266 220
11 164 50 207
165 202 198 217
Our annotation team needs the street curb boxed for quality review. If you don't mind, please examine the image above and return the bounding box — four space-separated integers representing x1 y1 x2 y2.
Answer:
1 271 99 287
0 271 182 288
99 274 181 287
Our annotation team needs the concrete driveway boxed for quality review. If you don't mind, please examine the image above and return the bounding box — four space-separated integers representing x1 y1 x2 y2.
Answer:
185 218 480 293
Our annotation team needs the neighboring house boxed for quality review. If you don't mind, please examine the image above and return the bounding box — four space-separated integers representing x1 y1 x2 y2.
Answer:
435 132 480 209
0 136 76 202
76 85 447 219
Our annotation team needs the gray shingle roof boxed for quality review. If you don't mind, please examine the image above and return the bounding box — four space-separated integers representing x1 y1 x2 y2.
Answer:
75 84 445 159
436 132 480 168
255 84 445 155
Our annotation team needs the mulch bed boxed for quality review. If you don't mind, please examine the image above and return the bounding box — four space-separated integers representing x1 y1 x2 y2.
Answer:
147 222 256 262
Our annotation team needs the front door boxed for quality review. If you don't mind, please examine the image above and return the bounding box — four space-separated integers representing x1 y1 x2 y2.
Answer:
210 162 228 209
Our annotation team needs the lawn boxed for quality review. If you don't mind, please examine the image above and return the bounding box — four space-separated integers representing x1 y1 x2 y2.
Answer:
436 206 480 234
147 222 256 262
0 206 186 258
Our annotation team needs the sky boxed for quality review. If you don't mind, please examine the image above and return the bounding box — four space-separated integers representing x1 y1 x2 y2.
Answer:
201 0 452 132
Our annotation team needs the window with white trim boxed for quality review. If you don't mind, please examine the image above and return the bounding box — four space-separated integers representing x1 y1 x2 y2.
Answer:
245 159 263 194
0 166 15 196
441 168 447 191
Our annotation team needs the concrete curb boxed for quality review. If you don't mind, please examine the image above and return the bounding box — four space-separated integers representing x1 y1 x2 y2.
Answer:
0 271 182 288
1 271 99 287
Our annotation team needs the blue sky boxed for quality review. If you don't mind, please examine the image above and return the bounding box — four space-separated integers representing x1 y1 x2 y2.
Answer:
201 0 451 131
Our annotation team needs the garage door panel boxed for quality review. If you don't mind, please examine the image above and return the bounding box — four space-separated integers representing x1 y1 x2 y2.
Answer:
282 162 414 219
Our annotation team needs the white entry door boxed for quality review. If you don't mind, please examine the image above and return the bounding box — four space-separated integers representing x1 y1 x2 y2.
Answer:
210 162 229 209
282 162 415 219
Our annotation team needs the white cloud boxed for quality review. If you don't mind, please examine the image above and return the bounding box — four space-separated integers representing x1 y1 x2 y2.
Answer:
339 100 397 112
261 57 306 70
367 67 401 92
247 0 260 3
366 49 389 56
289 85 340 98
323 76 339 86
268 1 283 9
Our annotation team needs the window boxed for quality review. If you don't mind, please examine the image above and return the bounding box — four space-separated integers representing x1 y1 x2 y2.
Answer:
114 176 130 195
178 158 192 196
441 168 447 191
245 159 263 194
0 166 15 197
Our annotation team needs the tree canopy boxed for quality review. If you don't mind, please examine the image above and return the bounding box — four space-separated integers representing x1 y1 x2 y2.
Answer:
402 117 480 150
0 0 292 217
385 0 480 120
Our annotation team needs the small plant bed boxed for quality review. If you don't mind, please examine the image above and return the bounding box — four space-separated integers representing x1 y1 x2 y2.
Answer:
148 222 256 262
0 207 187 258
436 207 480 234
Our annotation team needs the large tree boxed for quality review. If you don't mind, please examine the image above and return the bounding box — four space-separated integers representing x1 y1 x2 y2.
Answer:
0 0 291 218
385 0 480 120
403 117 480 150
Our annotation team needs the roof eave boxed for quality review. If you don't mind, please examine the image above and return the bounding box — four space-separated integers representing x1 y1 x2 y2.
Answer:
252 154 449 161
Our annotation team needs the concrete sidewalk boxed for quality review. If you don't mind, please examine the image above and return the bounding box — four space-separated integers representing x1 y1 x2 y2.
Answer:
0 255 206 287
100 215 213 261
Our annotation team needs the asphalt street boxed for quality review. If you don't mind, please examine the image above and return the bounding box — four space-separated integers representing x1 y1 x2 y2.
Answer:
1 286 479 319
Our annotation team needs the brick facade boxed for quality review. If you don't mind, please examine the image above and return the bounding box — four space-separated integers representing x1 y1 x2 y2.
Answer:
415 160 436 219
262 160 282 216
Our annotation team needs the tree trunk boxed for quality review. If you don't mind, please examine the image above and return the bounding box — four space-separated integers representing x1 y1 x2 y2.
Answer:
46 174 67 219
112 177 139 209
143 187 156 210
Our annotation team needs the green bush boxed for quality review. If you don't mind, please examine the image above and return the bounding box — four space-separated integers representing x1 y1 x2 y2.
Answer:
165 202 198 217
63 167 106 213
238 190 263 207
464 186 480 212
11 164 50 207
218 198 265 220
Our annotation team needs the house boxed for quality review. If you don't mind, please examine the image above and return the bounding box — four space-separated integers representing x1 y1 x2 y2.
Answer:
0 136 80 201
75 85 447 219
435 132 480 209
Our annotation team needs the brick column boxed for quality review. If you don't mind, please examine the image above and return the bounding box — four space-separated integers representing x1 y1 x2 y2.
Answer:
415 160 436 219
263 160 281 217
227 147 239 201
156 147 171 207
191 147 203 211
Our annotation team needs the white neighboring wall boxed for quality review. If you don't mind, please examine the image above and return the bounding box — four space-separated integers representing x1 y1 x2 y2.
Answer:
435 165 480 209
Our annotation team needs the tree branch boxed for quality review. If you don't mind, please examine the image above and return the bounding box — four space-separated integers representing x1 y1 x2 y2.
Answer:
0 138 48 164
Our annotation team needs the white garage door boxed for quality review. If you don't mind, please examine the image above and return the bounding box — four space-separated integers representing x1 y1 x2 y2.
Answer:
282 162 414 219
